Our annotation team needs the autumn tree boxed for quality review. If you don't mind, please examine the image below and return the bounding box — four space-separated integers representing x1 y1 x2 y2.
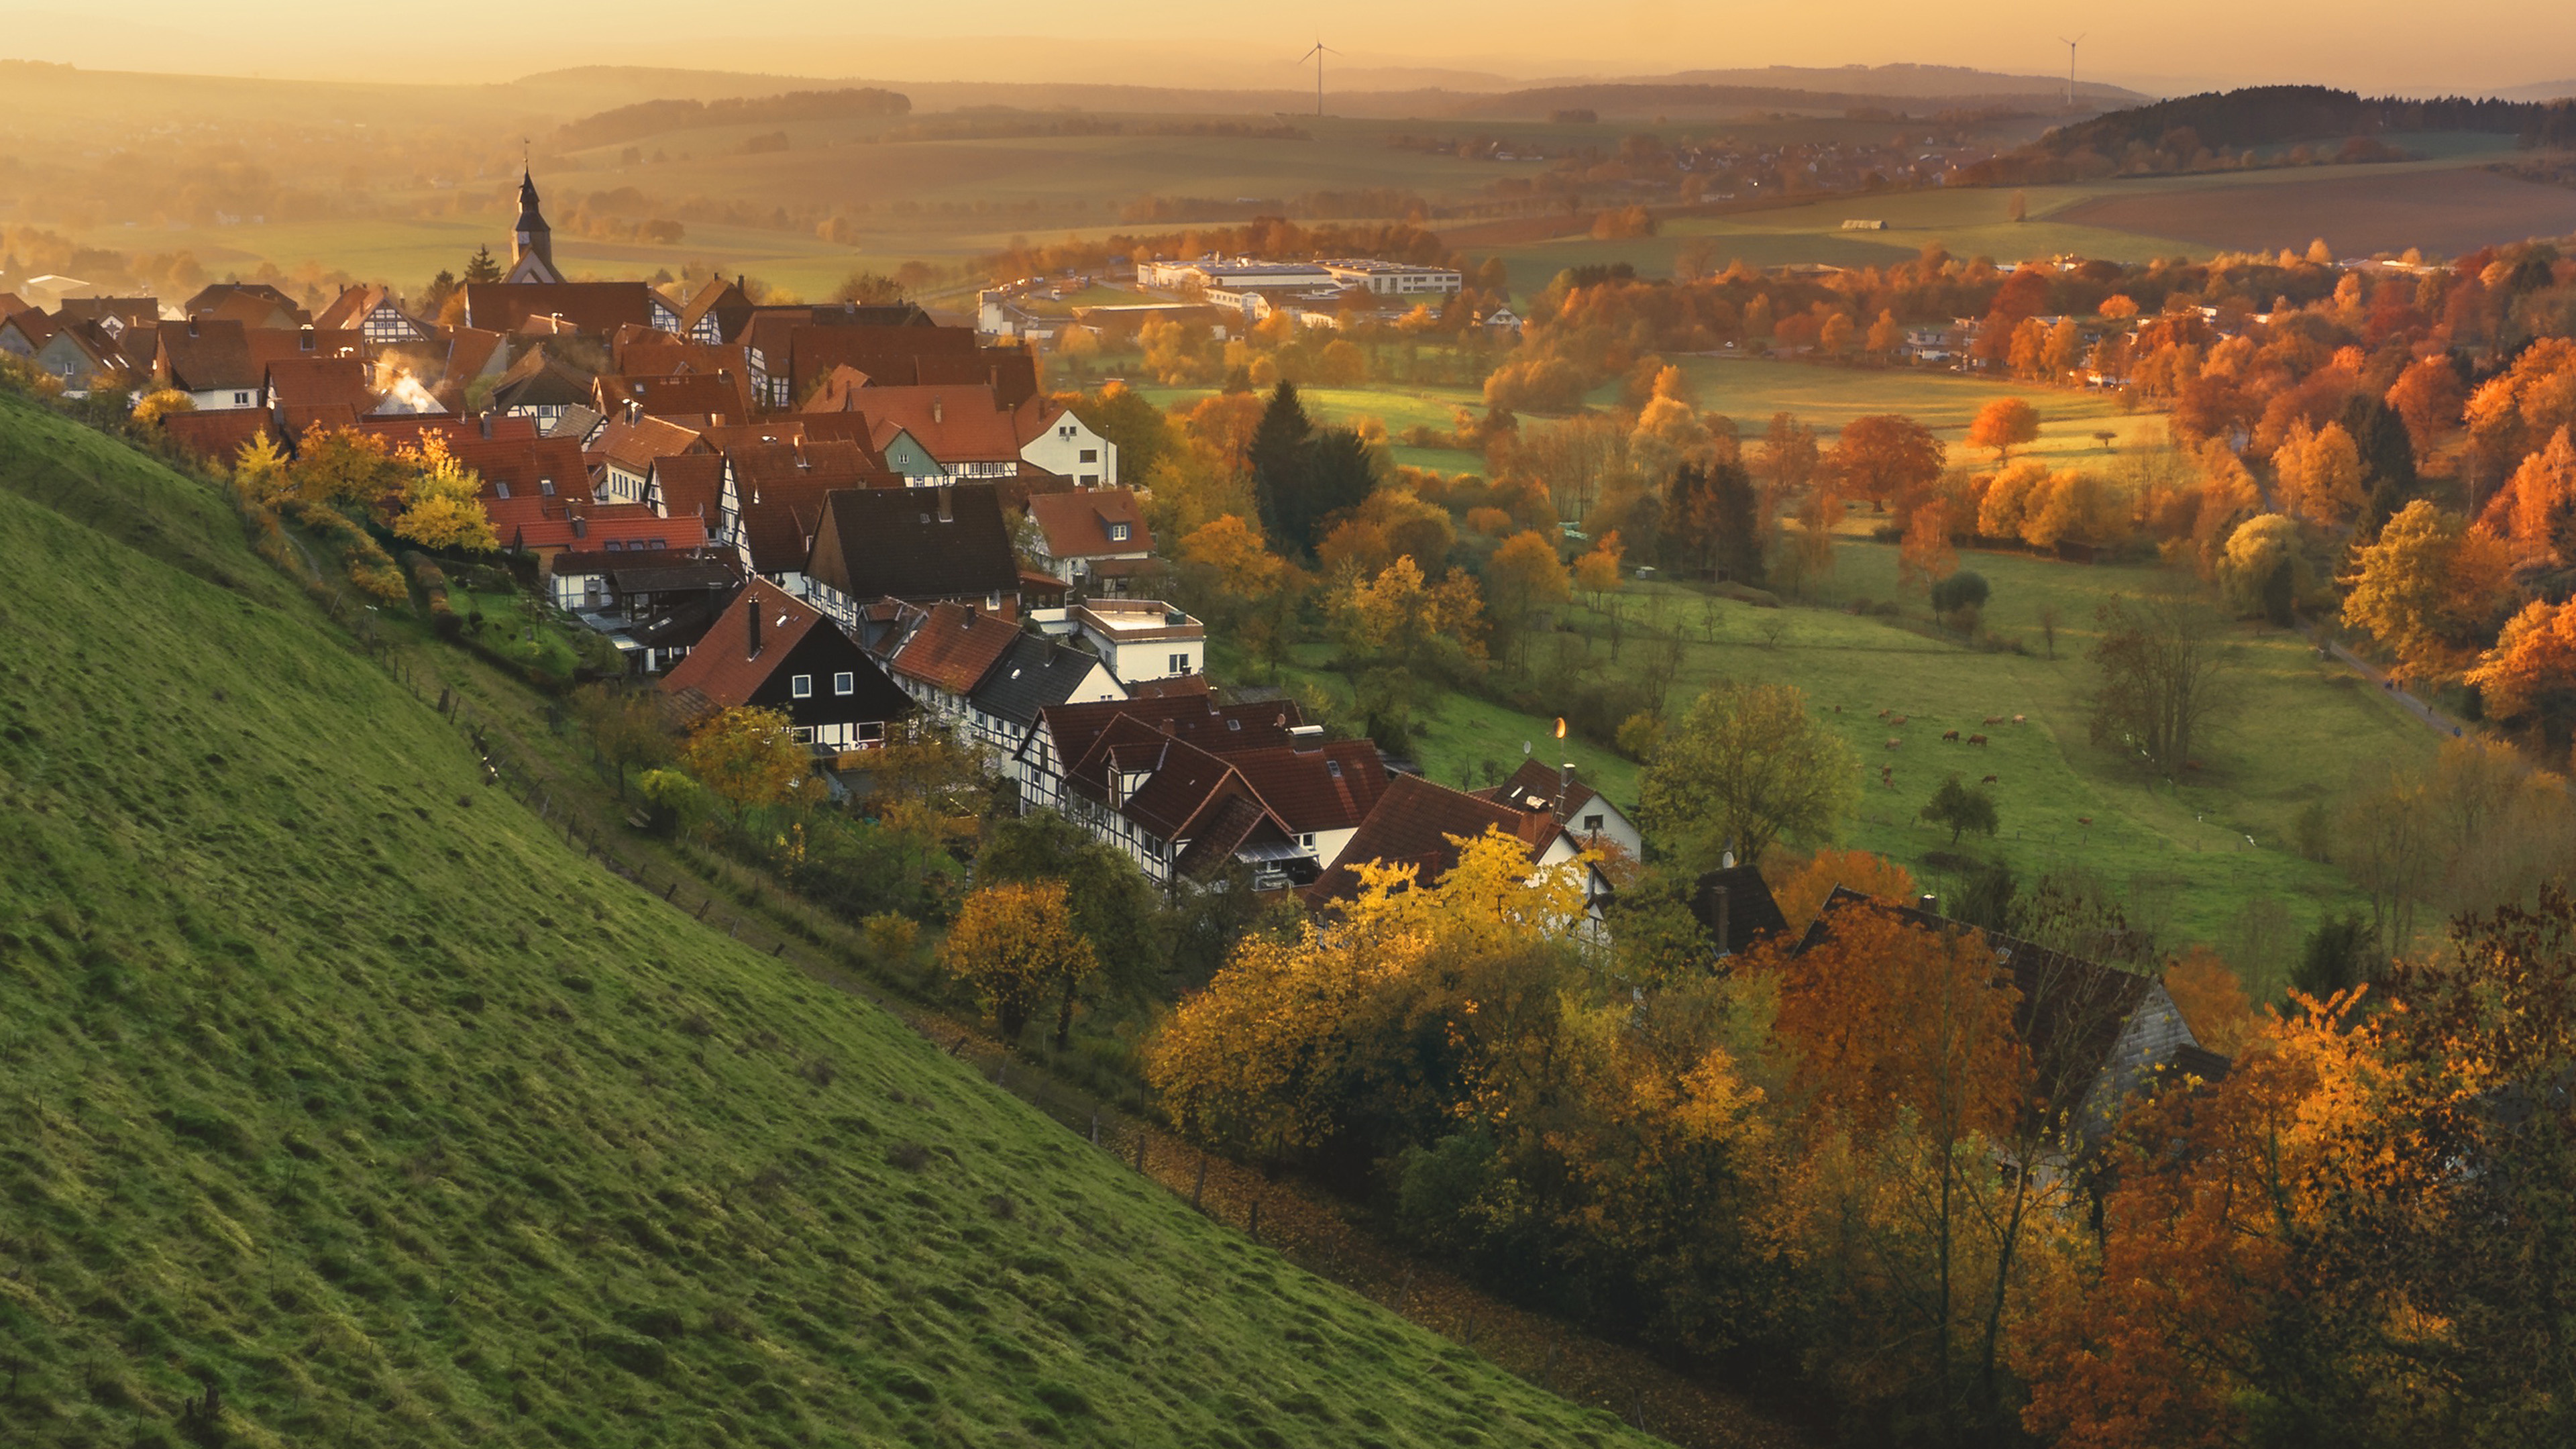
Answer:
2485 425 2576 568
1829 413 1946 529
2339 500 2515 684
2090 588 2232 775
1574 529 1624 609
2273 419 2367 529
2385 352 2467 458
1967 397 2040 461
1479 530 1570 666
941 879 1100 1046
1640 680 1857 871
678 706 815 822
2467 598 2576 743
2218 512 2306 623
392 433 497 551
1898 501 1957 594
1662 458 1766 582
1770 847 1917 934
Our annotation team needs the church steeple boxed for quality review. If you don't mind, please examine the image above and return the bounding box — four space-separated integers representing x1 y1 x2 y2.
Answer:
506 166 561 284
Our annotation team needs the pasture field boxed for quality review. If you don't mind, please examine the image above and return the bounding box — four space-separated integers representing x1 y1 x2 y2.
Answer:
0 387 1665 1448
2054 164 2576 260
1260 537 2436 979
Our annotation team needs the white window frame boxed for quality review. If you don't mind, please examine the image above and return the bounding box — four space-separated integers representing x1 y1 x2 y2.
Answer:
833 672 855 696
790 674 813 699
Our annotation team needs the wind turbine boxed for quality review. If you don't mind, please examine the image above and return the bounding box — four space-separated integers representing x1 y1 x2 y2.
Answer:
2057 34 2086 113
1299 38 1340 118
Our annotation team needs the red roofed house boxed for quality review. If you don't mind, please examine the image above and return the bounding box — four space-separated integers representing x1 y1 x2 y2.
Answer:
716 439 888 589
594 370 753 424
1305 771 1608 918
155 317 263 411
1473 756 1643 865
805 368 1115 487
883 600 1024 722
1025 488 1155 594
659 578 912 755
1053 712 1298 889
313 284 434 345
592 412 710 504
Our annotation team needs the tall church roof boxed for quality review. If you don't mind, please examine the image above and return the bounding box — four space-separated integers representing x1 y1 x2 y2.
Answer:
515 169 549 235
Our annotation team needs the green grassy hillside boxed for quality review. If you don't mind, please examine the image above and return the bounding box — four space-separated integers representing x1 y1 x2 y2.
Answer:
0 388 1652 1448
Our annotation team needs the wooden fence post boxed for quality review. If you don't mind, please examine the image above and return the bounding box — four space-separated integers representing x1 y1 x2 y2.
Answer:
1191 1153 1207 1209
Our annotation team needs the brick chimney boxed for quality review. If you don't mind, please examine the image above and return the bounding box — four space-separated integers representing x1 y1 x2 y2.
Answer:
936 487 953 524
747 592 762 656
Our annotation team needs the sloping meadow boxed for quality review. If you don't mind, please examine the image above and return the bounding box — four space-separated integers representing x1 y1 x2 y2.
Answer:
0 392 1647 1449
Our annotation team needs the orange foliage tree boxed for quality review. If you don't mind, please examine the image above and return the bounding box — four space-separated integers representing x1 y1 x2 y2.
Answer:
1968 396 2041 460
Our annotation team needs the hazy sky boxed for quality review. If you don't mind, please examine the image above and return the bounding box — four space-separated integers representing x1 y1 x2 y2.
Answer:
5 2 2574 96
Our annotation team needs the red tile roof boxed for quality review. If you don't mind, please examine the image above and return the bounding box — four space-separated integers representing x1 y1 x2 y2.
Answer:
649 452 727 523
1224 739 1391 835
158 408 280 465
1027 488 1152 561
490 498 706 554
592 413 709 476
596 369 753 422
658 578 820 707
1306 773 1556 907
888 602 1022 694
463 282 665 335
1474 757 1605 827
846 384 1028 464
264 355 377 412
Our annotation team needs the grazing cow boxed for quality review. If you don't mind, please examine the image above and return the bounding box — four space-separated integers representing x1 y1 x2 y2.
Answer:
2077 816 2092 826
1892 714 1909 727
1832 704 1843 713
2012 714 2027 724
1880 764 1895 788
1982 715 2005 726
1876 708 1891 719
1968 733 1987 746
1885 737 1903 749
1942 729 1961 742
1980 774 1998 784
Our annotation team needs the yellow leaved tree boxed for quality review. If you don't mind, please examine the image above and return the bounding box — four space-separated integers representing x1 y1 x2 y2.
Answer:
940 879 1099 1046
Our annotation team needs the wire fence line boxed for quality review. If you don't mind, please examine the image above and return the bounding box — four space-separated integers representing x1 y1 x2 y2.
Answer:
377 649 1799 1449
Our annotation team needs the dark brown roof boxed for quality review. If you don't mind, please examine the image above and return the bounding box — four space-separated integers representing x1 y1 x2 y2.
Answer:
1686 865 1792 956
1064 715 1268 845
808 484 1022 602
463 282 665 335
889 602 1021 694
1307 773 1557 907
596 369 752 421
440 431 592 504
157 319 260 392
1036 694 1305 773
592 413 708 475
1475 757 1607 829
658 578 823 708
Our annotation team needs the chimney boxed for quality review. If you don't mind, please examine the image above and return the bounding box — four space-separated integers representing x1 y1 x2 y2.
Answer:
478 411 493 439
1918 894 1940 915
936 488 953 524
186 317 200 337
1558 759 1573 818
747 593 762 656
931 397 944 424
626 398 639 424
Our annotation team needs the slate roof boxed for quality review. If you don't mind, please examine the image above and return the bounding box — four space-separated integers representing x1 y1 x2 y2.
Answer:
810 484 1022 602
1307 773 1558 907
1035 694 1305 773
1686 865 1792 956
1028 488 1153 561
888 602 1022 695
971 633 1114 728
659 578 824 707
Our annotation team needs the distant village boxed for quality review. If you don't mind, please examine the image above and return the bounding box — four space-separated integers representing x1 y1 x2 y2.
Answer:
0 169 1652 914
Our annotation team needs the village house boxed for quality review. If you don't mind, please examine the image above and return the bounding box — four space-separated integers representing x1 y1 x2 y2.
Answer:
545 547 741 673
155 317 263 410
962 631 1128 769
659 578 913 754
1474 756 1644 865
803 482 1028 625
183 282 309 331
1024 488 1155 593
313 284 435 345
1305 771 1613 920
591 411 711 504
1029 598 1201 685
716 438 888 590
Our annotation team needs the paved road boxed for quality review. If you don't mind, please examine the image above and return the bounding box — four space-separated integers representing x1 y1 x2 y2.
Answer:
2303 626 2468 742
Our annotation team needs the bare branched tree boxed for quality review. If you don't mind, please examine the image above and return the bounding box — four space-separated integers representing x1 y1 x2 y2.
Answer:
2088 588 2232 775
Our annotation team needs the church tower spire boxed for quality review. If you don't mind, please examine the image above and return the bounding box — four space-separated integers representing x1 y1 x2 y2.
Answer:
506 166 561 284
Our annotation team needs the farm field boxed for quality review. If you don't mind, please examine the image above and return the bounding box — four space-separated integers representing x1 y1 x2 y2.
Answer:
0 388 1668 1449
1479 138 2548 294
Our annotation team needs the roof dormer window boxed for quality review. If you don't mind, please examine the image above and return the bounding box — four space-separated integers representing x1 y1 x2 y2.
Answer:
1107 522 1130 542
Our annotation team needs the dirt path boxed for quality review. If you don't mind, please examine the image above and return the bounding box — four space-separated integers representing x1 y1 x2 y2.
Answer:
386 638 1816 1449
